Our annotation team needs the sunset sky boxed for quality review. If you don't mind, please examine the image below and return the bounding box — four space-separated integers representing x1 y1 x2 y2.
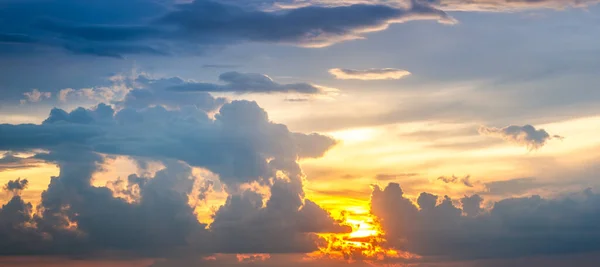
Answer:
2 0 600 266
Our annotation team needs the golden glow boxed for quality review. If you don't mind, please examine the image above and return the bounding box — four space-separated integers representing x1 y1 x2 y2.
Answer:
309 203 420 263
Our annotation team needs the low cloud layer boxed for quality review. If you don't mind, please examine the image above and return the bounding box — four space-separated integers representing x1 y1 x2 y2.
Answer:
329 68 411 80
372 183 600 260
478 124 562 150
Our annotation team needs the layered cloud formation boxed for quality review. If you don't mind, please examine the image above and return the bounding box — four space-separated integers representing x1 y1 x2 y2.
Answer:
0 85 349 257
0 0 452 58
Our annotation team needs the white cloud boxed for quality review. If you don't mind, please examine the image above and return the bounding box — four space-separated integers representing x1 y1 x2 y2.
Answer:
329 68 411 80
20 89 51 104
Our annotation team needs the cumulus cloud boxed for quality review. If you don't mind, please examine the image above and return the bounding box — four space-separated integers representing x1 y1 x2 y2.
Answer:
0 0 452 57
20 89 51 104
478 124 562 150
329 68 411 80
168 72 335 95
371 183 600 260
4 179 29 196
0 95 344 257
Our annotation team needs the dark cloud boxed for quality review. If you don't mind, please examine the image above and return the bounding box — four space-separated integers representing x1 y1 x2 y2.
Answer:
479 124 562 151
0 0 452 57
0 97 342 257
167 72 331 95
4 178 28 195
118 75 228 110
371 183 600 260
0 153 42 171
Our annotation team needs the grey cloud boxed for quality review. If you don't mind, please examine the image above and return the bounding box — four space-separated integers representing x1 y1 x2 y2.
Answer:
0 98 343 256
0 0 452 57
479 124 562 151
329 68 411 80
0 153 42 171
438 175 475 187
4 178 28 195
119 75 227 111
168 72 331 95
483 177 542 196
372 182 600 260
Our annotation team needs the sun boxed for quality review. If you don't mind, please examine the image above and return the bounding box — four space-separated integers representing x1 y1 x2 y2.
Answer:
309 206 419 263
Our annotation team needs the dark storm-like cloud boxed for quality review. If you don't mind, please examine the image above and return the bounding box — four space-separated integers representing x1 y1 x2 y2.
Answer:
0 96 343 256
371 183 600 260
0 0 452 57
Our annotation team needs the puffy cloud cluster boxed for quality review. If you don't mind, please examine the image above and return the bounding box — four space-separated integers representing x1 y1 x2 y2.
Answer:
0 0 452 58
329 68 411 80
0 86 346 257
20 89 51 104
479 124 562 150
3 178 28 195
371 183 600 260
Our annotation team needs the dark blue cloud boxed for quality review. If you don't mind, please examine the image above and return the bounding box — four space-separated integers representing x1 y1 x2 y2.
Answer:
0 98 342 256
372 183 600 260
167 71 328 94
0 0 451 57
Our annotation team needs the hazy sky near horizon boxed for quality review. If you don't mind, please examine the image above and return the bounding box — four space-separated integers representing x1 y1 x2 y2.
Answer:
2 0 600 266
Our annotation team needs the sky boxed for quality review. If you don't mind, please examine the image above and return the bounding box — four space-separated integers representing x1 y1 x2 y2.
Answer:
1 0 600 266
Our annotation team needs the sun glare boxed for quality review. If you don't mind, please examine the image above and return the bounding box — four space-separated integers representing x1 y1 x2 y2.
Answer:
310 206 420 263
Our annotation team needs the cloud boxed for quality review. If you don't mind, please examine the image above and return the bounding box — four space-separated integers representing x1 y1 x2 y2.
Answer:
4 179 29 195
20 89 51 104
371 183 600 260
168 72 334 95
329 68 411 80
0 0 453 57
438 175 475 187
375 173 418 181
0 97 343 257
0 153 43 171
272 0 600 12
478 124 562 150
483 177 543 196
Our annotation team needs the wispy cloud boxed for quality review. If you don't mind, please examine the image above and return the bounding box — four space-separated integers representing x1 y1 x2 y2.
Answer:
329 68 411 80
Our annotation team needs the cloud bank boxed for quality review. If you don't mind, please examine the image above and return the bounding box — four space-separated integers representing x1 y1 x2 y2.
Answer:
0 87 348 257
372 183 600 261
0 0 453 58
